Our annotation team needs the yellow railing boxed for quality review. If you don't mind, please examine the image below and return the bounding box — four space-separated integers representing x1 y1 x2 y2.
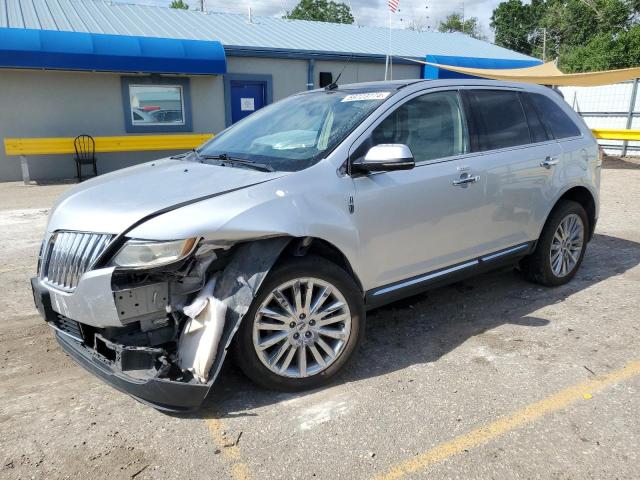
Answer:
6 130 637 156
4 134 214 184
3 134 214 156
591 129 640 141
3 129 640 184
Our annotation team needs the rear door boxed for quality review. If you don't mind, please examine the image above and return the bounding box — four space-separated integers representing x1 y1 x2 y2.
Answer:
528 91 599 183
461 88 563 246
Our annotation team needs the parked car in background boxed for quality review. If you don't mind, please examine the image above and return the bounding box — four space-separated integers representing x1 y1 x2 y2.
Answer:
31 79 600 411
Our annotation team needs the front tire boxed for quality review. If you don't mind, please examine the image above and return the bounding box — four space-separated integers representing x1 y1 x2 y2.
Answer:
520 200 589 286
233 255 365 392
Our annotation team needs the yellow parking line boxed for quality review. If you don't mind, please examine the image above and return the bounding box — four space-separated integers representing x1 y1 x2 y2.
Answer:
375 360 640 480
206 417 251 480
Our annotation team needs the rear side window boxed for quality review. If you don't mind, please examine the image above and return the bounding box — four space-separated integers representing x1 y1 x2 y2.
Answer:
465 90 530 151
520 93 551 143
529 93 581 139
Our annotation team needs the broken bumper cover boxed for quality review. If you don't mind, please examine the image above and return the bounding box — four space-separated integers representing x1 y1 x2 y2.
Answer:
55 332 210 412
32 276 211 412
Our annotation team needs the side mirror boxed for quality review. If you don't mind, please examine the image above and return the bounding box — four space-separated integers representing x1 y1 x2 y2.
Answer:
353 144 415 173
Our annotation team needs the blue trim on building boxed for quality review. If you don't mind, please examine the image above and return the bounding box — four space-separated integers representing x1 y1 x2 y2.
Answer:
223 73 273 127
121 76 193 133
0 27 227 75
423 55 542 80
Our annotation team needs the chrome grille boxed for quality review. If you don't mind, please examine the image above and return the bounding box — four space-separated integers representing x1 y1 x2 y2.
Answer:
39 231 114 291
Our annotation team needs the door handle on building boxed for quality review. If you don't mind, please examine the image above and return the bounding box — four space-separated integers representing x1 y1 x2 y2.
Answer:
541 156 559 168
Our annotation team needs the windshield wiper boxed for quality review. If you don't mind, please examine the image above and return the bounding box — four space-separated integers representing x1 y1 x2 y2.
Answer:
201 154 275 172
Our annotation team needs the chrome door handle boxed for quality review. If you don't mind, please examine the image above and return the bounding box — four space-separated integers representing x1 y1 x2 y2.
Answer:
452 174 480 186
541 156 559 168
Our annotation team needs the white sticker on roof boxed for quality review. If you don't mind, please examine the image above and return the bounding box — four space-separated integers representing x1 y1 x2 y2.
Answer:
341 92 391 102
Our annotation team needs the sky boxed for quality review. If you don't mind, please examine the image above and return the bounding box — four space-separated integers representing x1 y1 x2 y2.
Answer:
112 0 502 39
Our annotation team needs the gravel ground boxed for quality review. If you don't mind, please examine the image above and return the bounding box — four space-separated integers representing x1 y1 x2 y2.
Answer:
1 157 639 480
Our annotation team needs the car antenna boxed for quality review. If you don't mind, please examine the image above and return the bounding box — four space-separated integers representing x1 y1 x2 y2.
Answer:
325 54 354 91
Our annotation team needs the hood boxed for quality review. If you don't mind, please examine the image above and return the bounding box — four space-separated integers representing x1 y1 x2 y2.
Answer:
47 158 287 234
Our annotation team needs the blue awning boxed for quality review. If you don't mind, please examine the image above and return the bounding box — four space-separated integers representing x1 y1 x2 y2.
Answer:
423 55 542 80
0 28 227 75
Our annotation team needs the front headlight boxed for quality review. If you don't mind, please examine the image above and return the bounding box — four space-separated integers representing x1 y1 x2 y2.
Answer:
112 238 197 269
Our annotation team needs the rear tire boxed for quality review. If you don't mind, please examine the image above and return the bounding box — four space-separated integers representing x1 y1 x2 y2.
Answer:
520 200 589 286
233 255 365 392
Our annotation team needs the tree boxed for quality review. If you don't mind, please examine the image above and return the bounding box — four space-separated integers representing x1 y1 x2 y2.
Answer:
490 0 543 56
170 0 189 9
491 0 640 71
437 13 486 40
284 0 354 24
561 24 640 71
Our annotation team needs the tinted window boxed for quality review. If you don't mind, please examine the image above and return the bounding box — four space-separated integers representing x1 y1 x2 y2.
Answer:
370 91 467 162
520 93 550 143
466 90 530 151
529 93 581 139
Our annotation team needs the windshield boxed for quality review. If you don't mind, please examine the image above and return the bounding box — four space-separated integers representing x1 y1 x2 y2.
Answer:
198 90 393 171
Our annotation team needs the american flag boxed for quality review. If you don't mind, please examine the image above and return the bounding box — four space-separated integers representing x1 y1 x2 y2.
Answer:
388 0 400 13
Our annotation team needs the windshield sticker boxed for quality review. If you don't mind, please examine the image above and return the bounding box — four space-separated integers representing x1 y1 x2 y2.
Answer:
341 92 391 102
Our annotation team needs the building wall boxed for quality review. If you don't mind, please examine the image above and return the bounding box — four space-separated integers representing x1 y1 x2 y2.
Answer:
312 60 420 87
0 57 421 182
227 56 309 101
0 69 224 182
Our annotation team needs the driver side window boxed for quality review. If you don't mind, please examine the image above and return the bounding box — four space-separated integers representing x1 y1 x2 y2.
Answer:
371 90 468 163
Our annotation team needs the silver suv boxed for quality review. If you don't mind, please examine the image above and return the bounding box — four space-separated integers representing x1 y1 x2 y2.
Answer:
32 80 600 411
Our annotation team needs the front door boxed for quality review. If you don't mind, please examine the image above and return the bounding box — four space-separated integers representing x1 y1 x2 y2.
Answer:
230 80 267 123
351 90 495 289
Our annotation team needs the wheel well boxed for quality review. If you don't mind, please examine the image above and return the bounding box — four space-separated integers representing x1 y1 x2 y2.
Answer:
558 187 597 239
274 237 364 294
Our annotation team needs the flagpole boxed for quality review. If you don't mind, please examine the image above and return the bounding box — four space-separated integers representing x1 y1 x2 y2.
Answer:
389 8 392 80
385 8 390 80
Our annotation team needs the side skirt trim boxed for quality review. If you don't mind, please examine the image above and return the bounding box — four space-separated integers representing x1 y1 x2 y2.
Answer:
365 242 532 308
372 260 479 297
480 243 529 262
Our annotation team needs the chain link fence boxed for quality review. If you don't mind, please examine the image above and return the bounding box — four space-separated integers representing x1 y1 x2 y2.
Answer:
559 80 640 156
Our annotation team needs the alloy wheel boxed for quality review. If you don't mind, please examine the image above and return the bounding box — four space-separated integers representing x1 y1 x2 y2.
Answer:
252 277 352 378
550 213 584 278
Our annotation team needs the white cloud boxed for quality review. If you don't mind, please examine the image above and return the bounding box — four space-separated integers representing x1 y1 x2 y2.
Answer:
113 0 500 38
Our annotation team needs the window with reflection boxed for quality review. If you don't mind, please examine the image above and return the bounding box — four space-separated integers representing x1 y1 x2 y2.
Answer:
129 85 185 126
370 91 468 162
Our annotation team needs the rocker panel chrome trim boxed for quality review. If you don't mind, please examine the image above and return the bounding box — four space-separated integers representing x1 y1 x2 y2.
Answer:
370 242 531 298
480 243 529 262
372 260 479 297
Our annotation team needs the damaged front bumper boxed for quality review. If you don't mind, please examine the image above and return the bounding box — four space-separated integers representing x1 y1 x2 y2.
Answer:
31 237 291 412
32 276 211 412
55 332 210 412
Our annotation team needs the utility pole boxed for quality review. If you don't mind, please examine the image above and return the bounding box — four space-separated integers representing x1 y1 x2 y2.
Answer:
200 0 206 12
542 28 547 62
